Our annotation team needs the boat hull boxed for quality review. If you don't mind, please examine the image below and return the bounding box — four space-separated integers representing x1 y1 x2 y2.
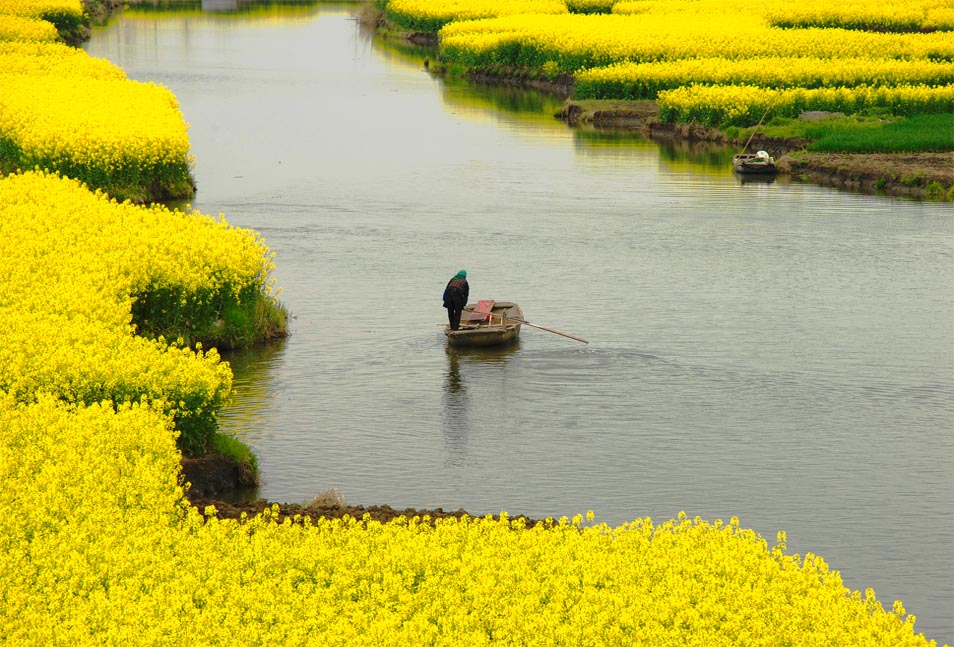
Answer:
734 162 777 174
445 301 523 347
733 152 777 175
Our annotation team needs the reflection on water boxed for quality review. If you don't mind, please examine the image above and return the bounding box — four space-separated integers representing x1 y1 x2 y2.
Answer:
659 141 735 171
442 347 467 464
364 28 438 68
571 128 658 157
734 172 777 186
569 115 755 179
438 77 567 129
442 343 521 465
202 0 241 12
212 339 289 502
128 0 323 15
218 338 288 455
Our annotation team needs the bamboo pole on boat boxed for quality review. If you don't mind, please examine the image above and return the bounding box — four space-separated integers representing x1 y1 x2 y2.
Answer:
738 91 780 155
495 312 589 344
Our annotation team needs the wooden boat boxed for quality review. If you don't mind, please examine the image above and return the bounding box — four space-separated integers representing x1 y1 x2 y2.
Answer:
733 150 777 175
445 300 523 347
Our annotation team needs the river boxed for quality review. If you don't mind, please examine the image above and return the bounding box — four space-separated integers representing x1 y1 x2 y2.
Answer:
85 4 953 641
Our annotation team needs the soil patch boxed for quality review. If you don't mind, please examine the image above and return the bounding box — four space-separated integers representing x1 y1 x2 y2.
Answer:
466 66 574 99
560 100 661 130
188 495 495 525
180 453 536 525
181 453 255 498
778 152 954 200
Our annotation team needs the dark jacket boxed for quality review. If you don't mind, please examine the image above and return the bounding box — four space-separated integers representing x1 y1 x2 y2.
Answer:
443 277 469 310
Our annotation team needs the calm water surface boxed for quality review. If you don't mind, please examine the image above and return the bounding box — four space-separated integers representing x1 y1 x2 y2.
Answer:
87 7 954 641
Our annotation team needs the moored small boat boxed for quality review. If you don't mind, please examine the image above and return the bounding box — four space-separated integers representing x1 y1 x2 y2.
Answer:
733 150 777 175
445 300 522 347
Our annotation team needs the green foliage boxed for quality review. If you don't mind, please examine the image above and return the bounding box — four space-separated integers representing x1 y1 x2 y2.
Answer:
566 0 616 15
761 113 954 153
1 137 196 203
769 16 925 33
212 432 259 485
384 7 447 32
131 282 288 351
809 113 954 153
42 9 90 44
924 181 947 200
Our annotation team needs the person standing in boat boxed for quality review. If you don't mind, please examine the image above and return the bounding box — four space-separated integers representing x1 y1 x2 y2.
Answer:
443 269 470 331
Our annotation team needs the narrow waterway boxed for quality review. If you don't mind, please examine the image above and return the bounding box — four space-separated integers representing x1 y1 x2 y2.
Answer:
86 5 954 641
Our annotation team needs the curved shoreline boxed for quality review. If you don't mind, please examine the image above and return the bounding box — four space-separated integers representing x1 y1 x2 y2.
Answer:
181 454 526 525
461 62 954 201
369 6 953 203
557 100 954 201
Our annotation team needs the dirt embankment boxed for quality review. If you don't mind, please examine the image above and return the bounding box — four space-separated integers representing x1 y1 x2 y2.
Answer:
777 152 954 199
466 66 576 99
558 101 954 200
181 454 536 525
188 495 485 525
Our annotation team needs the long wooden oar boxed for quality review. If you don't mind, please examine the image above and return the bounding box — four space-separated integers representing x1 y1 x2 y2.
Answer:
738 90 781 155
497 312 589 344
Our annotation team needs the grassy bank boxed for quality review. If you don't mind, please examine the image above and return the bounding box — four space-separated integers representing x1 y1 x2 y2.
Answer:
131 278 289 351
747 113 954 154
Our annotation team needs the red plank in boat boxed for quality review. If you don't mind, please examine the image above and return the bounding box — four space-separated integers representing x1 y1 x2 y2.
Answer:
463 299 495 322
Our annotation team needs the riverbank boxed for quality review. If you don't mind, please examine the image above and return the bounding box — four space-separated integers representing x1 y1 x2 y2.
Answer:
427 69 954 201
363 0 954 203
559 100 954 201
73 1 950 204
181 452 522 524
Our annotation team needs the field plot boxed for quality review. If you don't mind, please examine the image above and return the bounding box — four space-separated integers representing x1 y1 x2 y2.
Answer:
0 0 195 200
382 0 954 126
0 171 282 454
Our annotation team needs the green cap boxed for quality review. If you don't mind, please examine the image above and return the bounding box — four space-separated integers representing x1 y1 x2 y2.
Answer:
455 269 467 279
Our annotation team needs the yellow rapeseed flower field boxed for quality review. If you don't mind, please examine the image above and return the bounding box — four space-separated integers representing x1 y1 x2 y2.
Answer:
575 57 954 100
0 74 194 199
0 40 126 78
0 0 83 20
0 12 57 40
0 2 947 644
0 170 283 454
0 0 194 200
0 391 944 645
658 83 954 126
0 0 84 42
386 0 566 33
611 0 954 32
761 0 954 32
439 14 954 69
409 0 954 123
